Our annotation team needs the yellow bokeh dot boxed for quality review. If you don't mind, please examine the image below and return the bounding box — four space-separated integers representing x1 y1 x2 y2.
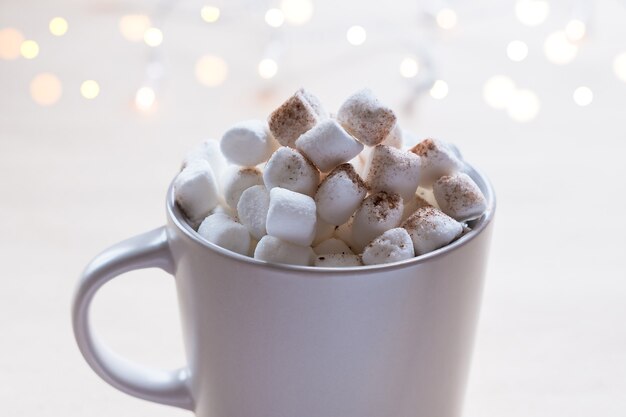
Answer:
20 40 39 59
81 80 100 99
201 6 221 23
0 28 24 60
135 86 156 111
49 17 68 36
195 55 228 87
30 73 62 106
143 27 163 47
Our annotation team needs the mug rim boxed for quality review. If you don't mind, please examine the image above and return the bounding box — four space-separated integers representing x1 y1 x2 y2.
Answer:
166 165 496 275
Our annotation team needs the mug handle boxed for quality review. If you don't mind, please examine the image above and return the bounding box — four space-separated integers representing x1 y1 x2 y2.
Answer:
71 226 194 411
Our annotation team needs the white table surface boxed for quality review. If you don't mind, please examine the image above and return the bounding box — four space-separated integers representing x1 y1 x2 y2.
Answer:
1 0 625 416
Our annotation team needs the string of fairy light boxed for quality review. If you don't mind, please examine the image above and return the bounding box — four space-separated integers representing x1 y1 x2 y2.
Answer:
2 0 626 122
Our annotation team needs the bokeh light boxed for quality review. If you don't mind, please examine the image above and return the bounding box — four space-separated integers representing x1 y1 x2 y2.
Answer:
80 80 100 99
346 26 367 46
515 0 549 26
507 89 540 122
573 86 593 106
399 57 419 78
195 55 228 87
280 0 313 25
430 80 449 99
30 73 62 106
544 31 578 65
0 28 24 60
20 40 39 59
119 15 152 42
201 6 221 23
135 87 156 111
565 19 586 42
483 75 516 109
258 58 278 79
49 17 68 36
507 40 528 62
265 8 285 27
143 27 163 47
612 52 626 82
436 8 457 30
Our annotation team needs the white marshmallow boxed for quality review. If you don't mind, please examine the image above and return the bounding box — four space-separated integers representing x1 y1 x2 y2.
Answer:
221 166 264 209
220 120 277 167
266 187 317 246
197 213 251 256
401 193 432 222
351 191 404 252
401 206 463 255
268 89 328 148
295 119 364 172
314 254 362 267
236 185 270 240
313 238 354 255
337 89 397 147
254 235 315 266
263 147 320 196
366 145 421 200
361 228 414 265
315 163 367 225
348 153 367 178
334 217 355 250
433 172 487 221
381 123 403 149
182 139 228 179
312 216 336 246
409 138 465 186
174 161 220 224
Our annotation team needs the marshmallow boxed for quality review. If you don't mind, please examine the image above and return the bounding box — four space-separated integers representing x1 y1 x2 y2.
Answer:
268 89 328 148
315 163 367 225
182 139 228 179
254 235 315 266
366 145 421 200
295 119 364 172
174 161 220 224
351 191 404 252
381 123 403 149
221 166 264 209
198 212 251 256
313 216 336 246
361 228 414 265
220 120 277 167
334 217 354 250
401 193 433 222
314 254 362 267
348 153 367 178
263 147 320 196
237 185 270 240
401 206 463 255
313 238 354 255
337 89 397 146
266 187 317 246
433 172 487 221
409 138 465 186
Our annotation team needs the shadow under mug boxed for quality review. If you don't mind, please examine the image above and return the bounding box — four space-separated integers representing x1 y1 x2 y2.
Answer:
72 167 495 417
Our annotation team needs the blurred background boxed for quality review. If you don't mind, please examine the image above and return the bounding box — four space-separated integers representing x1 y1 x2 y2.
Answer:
1 0 625 416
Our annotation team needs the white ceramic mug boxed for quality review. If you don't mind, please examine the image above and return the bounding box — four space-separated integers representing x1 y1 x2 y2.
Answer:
72 167 495 417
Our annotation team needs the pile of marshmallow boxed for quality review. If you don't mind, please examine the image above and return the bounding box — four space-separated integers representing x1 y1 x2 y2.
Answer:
174 88 487 267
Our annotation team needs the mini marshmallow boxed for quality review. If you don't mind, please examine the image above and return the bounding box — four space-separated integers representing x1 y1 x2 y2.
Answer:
433 172 487 221
174 161 220 224
266 187 317 246
221 166 264 209
220 120 277 167
237 185 270 240
182 139 228 179
198 212 251 256
315 163 367 225
366 145 421 200
312 216 336 246
254 235 315 266
313 238 354 255
409 138 465 187
401 206 463 256
381 123 403 149
361 228 414 266
295 119 364 172
337 89 397 146
334 217 354 250
348 153 367 178
268 89 328 148
314 254 362 267
263 147 320 196
401 193 433 222
351 191 404 252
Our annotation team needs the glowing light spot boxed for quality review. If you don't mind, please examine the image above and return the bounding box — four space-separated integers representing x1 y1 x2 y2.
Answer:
430 80 449 99
20 40 39 59
573 86 593 106
119 15 152 42
280 0 313 25
614 52 626 83
346 25 366 46
507 40 528 62
515 0 549 26
144 27 163 47
399 57 419 78
265 8 285 27
49 17 68 36
30 73 62 106
565 19 586 42
80 80 100 99
483 75 517 109
0 28 24 60
258 58 278 79
544 31 578 65
201 6 220 23
507 89 540 122
195 55 228 87
135 87 156 111
436 8 457 30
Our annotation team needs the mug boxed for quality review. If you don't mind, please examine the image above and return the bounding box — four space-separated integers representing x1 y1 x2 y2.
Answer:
72 167 495 417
